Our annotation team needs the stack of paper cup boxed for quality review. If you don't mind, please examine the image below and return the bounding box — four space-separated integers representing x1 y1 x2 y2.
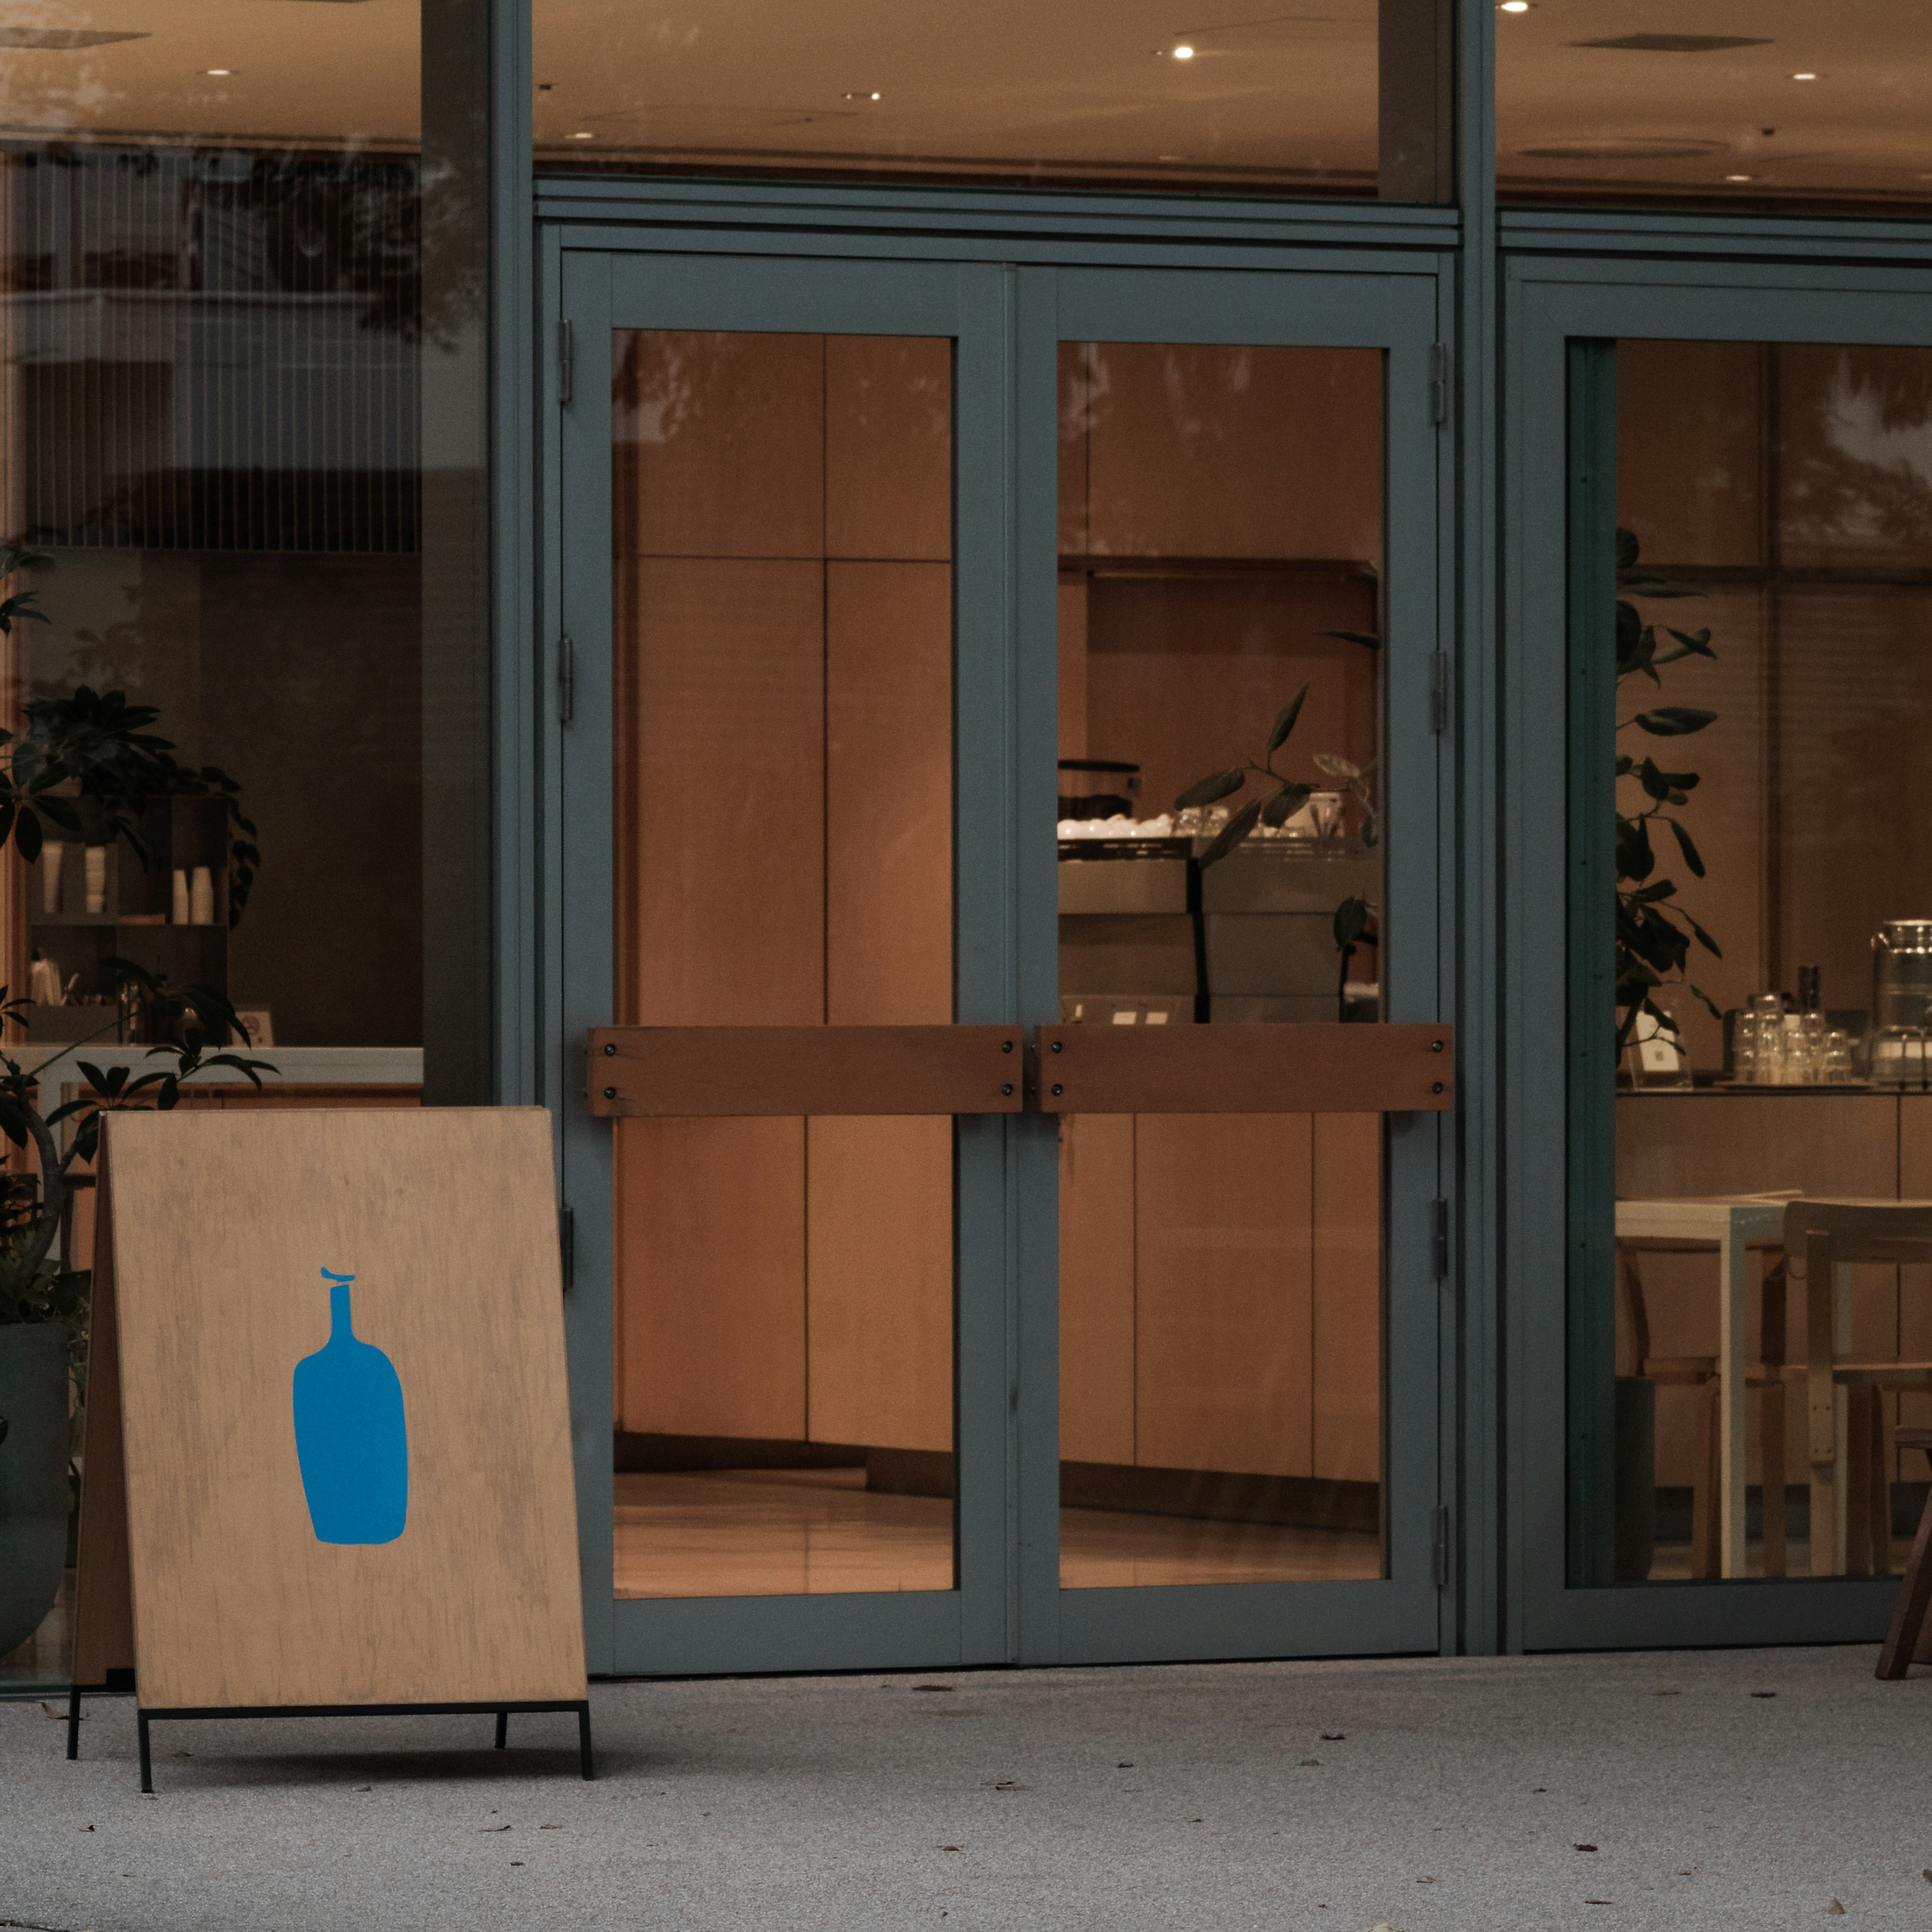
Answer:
83 845 106 916
40 842 63 916
172 869 190 925
190 866 215 925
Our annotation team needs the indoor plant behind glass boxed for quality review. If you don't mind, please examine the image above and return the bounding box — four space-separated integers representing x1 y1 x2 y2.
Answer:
0 544 272 1664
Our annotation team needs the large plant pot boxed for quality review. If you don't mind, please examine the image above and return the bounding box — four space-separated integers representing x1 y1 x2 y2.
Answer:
0 1322 70 1660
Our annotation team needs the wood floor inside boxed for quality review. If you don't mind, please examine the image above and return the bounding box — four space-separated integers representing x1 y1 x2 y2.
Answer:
611 1468 1385 1598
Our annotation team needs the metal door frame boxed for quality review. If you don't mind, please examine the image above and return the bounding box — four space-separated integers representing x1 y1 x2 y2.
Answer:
1502 253 1932 1652
541 224 1458 1677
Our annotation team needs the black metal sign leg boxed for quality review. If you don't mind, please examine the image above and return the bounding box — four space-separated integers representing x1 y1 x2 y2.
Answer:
578 1702 595 1781
494 1710 509 1749
137 1712 153 1795
66 1685 82 1761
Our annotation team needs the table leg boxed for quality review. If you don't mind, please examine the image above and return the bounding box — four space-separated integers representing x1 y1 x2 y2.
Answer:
1720 1223 1748 1577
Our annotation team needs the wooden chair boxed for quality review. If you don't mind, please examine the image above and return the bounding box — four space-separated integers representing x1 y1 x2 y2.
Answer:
1783 1199 1932 1578
1616 1239 1794 1578
1877 1427 1932 1677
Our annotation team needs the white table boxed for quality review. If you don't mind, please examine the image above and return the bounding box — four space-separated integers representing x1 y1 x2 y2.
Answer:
1615 1194 1794 1578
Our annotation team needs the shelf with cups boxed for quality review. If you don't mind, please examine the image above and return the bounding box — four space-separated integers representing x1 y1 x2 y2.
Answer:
26 795 231 1043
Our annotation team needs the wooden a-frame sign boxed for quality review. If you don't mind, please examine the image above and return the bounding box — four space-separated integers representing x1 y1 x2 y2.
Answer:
68 1107 589 1789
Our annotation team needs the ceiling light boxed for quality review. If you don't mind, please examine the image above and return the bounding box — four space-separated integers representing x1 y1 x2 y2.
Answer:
1499 3 1531 13
1724 173 1754 182
1172 43 1195 58
571 131 594 140
1791 71 1817 80
203 67 231 75
843 90 881 101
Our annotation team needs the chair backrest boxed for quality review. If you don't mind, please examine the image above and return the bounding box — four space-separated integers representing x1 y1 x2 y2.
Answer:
1783 1198 1932 1271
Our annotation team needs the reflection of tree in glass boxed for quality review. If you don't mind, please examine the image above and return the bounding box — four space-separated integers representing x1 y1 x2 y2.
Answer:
1782 350 1932 560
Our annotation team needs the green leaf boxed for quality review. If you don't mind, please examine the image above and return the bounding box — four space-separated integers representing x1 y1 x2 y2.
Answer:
1333 895 1371 950
1265 683 1310 756
1685 915 1722 959
1666 817 1705 879
1663 626 1715 658
1631 707 1717 737
1173 768 1246 812
1197 795 1264 867
1360 810 1379 849
1260 783 1314 828
1313 752 1359 780
1616 527 1640 571
14 809 40 863
1616 815 1656 882
1320 630 1381 650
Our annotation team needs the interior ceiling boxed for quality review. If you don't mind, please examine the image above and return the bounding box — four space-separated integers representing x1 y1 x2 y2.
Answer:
0 1 1923 198
1496 0 1932 197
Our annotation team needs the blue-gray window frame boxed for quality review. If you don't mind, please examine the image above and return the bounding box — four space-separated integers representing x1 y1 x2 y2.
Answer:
463 0 1932 1657
1502 247 1932 1653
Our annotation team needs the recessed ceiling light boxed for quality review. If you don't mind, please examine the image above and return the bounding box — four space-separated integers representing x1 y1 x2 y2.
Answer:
1172 43 1195 58
1791 71 1817 80
1724 173 1754 182
842 90 881 101
1499 3 1531 14
571 131 594 140
203 67 231 75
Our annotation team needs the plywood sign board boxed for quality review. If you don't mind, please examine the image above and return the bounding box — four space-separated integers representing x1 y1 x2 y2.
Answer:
77 1106 584 1712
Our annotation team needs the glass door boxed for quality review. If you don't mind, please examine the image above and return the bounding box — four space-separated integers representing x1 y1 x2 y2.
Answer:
551 246 1451 1676
1038 268 1448 1662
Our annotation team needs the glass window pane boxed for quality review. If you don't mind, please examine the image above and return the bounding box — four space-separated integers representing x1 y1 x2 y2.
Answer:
1580 340 1932 1585
1 4 473 1691
610 329 957 1599
534 1 1448 201
1499 12 1932 210
1056 342 1386 1589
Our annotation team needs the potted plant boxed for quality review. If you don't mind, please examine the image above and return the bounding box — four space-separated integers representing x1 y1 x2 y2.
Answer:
1174 631 1384 1019
0 545 272 1664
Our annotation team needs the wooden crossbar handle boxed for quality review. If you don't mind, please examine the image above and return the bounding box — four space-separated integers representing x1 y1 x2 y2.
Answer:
587 1026 1026 1117
1031 1022 1454 1114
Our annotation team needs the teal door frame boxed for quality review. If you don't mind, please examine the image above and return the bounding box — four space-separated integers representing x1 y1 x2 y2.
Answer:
1502 253 1932 1653
541 220 1458 1677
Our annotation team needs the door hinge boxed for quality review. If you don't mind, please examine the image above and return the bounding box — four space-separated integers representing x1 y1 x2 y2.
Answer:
1429 652 1450 736
1429 342 1450 424
557 632 576 725
1432 1196 1450 1278
559 318 575 407
1432 1502 1451 1589
559 1204 575 1293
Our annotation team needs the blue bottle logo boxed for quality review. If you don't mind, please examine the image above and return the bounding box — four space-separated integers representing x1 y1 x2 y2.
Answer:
291 1268 409 1546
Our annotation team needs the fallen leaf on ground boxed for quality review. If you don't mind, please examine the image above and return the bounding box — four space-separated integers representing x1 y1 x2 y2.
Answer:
1751 1691 1777 1699
913 1684 954 1693
478 1825 511 1833
540 1824 562 1830
1320 1732 1346 1741
80 1824 94 1832
941 1845 962 1853
1116 1762 1134 1768
983 1780 1030 1791
352 1787 371 1793
1575 1843 1598 1853
510 1860 524 1867
1653 1688 1680 1697
1300 1758 1321 1766
1827 1902 1845 1915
